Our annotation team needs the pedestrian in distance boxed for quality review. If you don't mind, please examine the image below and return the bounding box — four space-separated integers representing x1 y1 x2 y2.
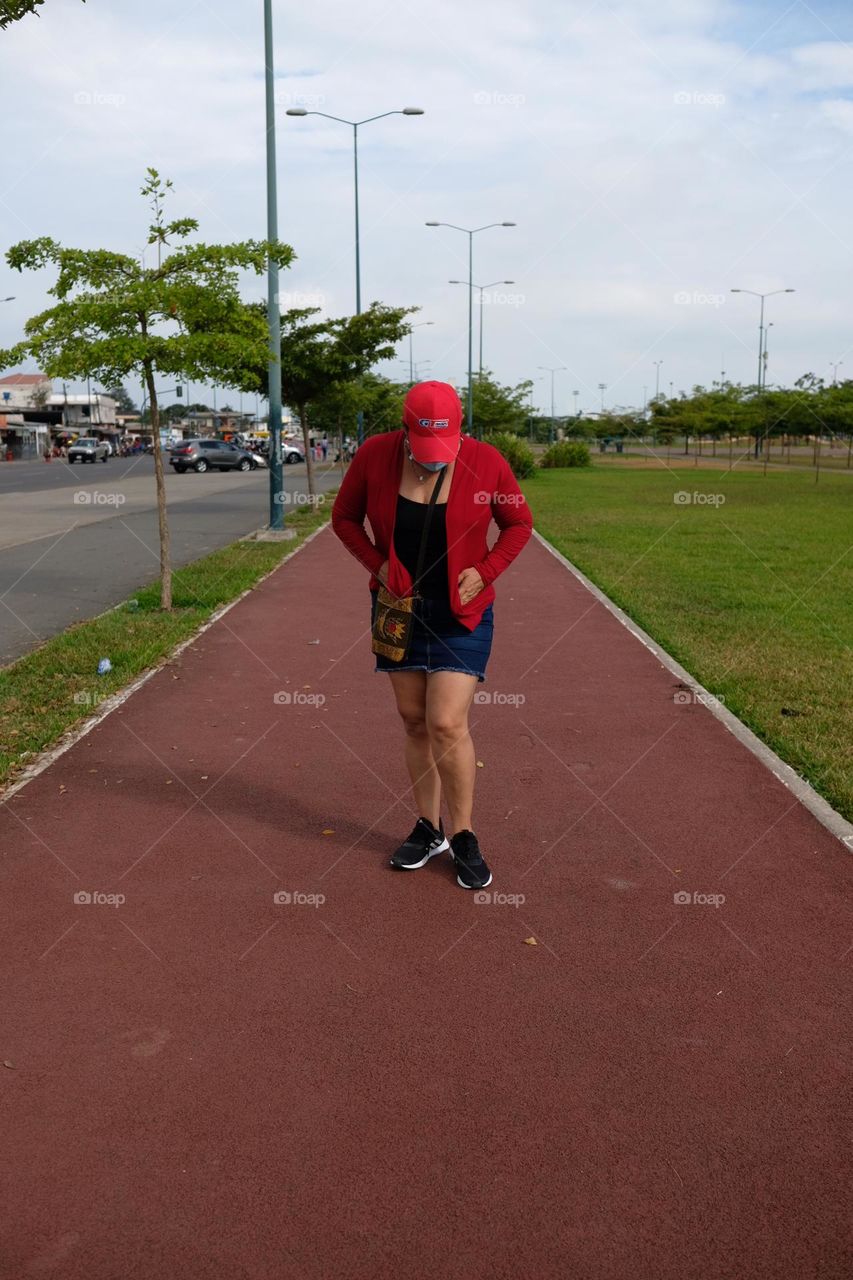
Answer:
332 380 532 890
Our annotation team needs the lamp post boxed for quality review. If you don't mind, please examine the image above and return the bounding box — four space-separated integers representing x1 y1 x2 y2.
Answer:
288 106 424 445
448 278 515 379
598 382 607 413
650 358 666 401
426 221 516 439
538 366 566 443
731 286 795 458
831 361 843 385
262 0 285 529
407 320 433 383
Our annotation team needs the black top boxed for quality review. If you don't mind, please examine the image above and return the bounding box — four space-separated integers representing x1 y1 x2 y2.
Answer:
393 495 449 602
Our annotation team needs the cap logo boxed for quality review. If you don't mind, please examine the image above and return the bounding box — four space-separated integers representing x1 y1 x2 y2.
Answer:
417 417 449 430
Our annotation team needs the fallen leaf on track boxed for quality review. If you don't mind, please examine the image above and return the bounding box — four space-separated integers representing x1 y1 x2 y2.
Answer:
523 936 538 946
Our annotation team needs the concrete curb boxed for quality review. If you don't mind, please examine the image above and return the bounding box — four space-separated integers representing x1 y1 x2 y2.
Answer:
0 521 331 804
533 529 853 851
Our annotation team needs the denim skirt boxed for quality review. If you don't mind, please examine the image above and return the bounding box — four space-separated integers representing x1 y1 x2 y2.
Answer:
370 591 494 682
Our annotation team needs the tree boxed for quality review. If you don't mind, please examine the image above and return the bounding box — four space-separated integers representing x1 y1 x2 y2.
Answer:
0 169 293 608
0 0 84 27
471 372 532 436
246 302 414 498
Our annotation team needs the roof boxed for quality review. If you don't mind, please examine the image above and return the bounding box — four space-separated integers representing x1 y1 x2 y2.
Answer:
0 372 49 385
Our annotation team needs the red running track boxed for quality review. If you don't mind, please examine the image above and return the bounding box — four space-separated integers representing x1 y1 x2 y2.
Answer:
0 526 849 1279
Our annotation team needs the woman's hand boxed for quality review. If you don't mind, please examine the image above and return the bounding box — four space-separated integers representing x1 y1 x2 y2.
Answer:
377 560 389 587
457 567 485 605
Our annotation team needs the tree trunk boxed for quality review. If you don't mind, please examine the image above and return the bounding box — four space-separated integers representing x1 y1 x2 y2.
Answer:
299 405 316 500
144 359 172 610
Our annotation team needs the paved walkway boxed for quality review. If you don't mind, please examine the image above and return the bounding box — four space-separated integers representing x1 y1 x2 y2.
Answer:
1 524 848 1279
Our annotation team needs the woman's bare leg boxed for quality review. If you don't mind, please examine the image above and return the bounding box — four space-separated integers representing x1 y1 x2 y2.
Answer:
387 671 441 827
425 672 479 836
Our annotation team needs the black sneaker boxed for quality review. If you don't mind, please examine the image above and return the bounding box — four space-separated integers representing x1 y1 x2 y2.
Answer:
450 830 492 890
390 818 449 870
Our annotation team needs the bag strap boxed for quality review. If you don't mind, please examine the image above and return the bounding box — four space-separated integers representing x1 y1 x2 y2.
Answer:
410 468 446 596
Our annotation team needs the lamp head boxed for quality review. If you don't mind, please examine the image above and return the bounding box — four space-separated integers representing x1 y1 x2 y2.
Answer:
286 108 308 116
402 108 425 115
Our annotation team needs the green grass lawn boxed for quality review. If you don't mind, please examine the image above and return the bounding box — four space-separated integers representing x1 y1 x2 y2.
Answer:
523 465 853 822
0 499 330 791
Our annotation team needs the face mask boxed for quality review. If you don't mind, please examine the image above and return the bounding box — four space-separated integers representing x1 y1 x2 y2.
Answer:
419 459 446 472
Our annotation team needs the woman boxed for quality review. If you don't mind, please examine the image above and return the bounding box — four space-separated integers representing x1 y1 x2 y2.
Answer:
332 381 532 890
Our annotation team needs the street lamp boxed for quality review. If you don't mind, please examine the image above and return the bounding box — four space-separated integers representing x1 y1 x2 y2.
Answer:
406 320 433 383
831 361 843 385
426 221 516 438
262 0 286 529
598 382 607 413
730 287 795 392
653 360 663 403
1 296 14 302
538 366 566 443
449 278 515 378
288 105 424 443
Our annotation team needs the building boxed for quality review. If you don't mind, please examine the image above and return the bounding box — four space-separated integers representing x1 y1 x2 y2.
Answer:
0 371 53 409
47 392 117 429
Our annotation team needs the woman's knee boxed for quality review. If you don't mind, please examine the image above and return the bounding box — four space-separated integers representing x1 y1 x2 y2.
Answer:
399 708 429 738
426 711 468 745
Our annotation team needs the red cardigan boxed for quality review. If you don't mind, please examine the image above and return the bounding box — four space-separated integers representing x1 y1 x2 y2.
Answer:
331 430 533 630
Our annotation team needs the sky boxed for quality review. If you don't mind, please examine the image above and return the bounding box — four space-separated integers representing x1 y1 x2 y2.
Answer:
1 0 852 417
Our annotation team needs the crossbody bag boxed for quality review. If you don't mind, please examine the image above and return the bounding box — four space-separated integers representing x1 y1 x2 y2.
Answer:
371 468 446 663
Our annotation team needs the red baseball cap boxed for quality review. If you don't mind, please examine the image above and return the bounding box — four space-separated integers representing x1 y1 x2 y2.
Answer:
402 380 463 465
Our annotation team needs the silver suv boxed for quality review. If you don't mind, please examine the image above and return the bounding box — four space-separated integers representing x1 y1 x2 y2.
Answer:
169 439 257 474
68 437 109 464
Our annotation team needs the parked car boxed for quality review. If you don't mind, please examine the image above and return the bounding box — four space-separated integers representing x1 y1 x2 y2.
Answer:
68 437 109 464
282 440 305 464
169 438 257 474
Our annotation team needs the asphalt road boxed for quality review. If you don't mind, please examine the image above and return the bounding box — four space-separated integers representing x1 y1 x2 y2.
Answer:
0 455 341 665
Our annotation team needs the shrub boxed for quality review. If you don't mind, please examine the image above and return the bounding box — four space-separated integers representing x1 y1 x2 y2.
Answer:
540 440 592 469
487 431 536 479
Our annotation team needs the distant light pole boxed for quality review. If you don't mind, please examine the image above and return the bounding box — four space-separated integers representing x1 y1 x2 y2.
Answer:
407 320 433 383
598 382 607 413
730 287 795 392
831 361 843 385
426 220 516 439
731 286 795 459
653 360 663 402
288 105 424 443
538 366 566 443
448 278 515 378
